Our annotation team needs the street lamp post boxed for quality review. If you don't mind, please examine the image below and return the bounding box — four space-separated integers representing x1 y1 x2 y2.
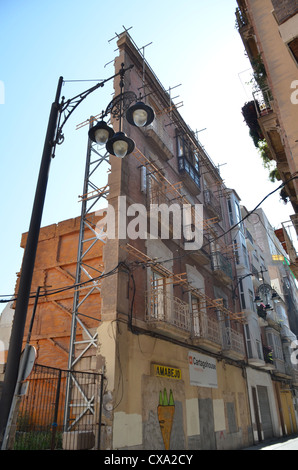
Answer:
0 63 155 447
0 77 63 447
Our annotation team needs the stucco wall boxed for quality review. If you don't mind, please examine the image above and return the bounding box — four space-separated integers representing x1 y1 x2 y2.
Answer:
248 0 298 185
108 324 252 450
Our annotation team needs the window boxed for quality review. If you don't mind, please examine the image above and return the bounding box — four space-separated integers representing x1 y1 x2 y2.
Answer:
245 321 263 360
150 270 166 320
248 289 255 312
176 134 200 188
227 199 234 226
242 244 249 268
288 37 298 65
256 338 263 360
239 279 246 310
235 201 244 231
191 295 201 336
267 330 283 361
245 324 253 358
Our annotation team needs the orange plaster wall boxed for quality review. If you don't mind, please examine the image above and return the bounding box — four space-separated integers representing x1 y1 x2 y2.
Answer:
15 213 105 369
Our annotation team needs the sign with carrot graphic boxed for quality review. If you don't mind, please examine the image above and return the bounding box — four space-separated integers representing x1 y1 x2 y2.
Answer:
157 389 175 450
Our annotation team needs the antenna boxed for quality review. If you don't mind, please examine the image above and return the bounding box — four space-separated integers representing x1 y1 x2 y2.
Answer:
137 41 153 98
108 25 133 43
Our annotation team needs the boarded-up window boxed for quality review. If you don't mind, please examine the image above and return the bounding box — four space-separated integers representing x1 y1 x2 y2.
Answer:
226 402 238 434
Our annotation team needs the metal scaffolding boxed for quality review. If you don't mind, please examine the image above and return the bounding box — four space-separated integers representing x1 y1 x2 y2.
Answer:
63 118 109 431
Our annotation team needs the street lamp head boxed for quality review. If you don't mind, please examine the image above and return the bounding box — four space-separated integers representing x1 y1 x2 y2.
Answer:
88 120 115 145
106 131 135 158
126 101 155 128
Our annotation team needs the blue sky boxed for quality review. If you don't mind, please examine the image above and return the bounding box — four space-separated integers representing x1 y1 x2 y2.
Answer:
0 0 294 300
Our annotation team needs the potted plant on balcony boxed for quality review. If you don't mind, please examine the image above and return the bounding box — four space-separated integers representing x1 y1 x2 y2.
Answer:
241 101 263 142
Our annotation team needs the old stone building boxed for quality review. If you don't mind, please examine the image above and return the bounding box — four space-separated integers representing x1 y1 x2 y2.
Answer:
5 29 298 450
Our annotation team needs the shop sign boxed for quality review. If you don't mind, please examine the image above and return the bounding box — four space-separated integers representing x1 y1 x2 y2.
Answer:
188 351 217 388
152 363 182 380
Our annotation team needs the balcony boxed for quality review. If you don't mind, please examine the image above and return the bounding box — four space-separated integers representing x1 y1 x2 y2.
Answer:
235 7 249 30
143 117 174 161
273 358 286 376
204 190 222 222
146 289 190 339
245 228 254 250
221 327 246 360
285 364 298 386
261 345 275 370
211 251 233 284
253 87 273 118
275 221 298 279
178 155 201 192
192 310 222 353
188 234 211 266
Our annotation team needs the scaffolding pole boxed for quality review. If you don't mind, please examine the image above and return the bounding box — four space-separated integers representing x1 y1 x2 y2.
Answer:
63 118 109 431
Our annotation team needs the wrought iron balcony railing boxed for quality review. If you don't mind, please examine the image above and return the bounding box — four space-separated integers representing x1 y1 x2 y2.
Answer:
253 87 273 117
146 289 191 332
235 7 249 30
192 310 222 346
204 190 222 221
222 327 245 356
211 251 233 280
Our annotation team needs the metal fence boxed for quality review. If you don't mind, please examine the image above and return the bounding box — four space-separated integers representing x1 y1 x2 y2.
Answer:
10 364 104 450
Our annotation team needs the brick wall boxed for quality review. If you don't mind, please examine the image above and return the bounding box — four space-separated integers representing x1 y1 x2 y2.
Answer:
15 212 104 370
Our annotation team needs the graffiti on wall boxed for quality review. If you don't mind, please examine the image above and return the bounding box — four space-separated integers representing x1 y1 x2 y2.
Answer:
158 389 175 450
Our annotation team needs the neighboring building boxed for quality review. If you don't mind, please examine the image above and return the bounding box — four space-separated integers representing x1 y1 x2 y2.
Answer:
229 187 298 438
227 191 282 441
236 0 298 215
250 208 298 436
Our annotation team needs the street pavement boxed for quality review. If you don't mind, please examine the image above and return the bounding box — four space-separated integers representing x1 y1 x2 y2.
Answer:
243 434 298 450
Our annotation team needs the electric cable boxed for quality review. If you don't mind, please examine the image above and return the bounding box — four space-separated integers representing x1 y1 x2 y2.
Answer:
139 174 298 268
0 262 124 304
0 176 297 303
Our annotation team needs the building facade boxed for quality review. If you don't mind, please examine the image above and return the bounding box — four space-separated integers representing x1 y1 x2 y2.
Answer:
236 0 298 284
5 30 298 450
236 0 298 215
228 190 298 440
97 32 252 450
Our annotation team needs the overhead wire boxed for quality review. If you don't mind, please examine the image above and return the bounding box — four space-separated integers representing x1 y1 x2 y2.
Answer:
0 176 297 304
0 262 124 304
138 174 298 268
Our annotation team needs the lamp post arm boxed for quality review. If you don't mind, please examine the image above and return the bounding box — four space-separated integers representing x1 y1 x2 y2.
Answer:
55 64 134 148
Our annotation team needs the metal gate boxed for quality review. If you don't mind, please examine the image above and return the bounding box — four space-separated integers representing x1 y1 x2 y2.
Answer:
10 364 104 450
